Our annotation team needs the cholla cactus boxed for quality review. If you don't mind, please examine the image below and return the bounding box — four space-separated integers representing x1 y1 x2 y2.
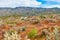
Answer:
53 27 60 40
25 35 30 40
4 29 21 40
20 17 27 20
42 29 51 40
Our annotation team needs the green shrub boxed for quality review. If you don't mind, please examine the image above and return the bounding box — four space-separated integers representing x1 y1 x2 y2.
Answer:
50 15 53 18
28 28 37 38
40 15 46 18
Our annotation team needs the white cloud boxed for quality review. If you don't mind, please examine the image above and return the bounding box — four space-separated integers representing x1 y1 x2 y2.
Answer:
0 0 41 8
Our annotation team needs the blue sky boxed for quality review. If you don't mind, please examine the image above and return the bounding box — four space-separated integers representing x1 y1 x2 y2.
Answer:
0 0 60 8
37 0 60 8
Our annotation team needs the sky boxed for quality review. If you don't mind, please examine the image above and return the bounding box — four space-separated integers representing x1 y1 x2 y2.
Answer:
0 0 60 8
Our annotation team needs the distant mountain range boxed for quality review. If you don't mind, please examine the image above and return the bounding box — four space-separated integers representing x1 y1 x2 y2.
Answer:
0 7 60 16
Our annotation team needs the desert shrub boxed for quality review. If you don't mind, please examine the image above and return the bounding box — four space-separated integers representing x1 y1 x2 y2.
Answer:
40 15 46 18
50 15 54 18
31 20 39 24
28 28 37 38
6 21 16 24
20 26 26 32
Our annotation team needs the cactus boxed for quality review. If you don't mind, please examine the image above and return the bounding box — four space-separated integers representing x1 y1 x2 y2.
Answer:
42 29 51 40
4 29 21 40
53 27 60 40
